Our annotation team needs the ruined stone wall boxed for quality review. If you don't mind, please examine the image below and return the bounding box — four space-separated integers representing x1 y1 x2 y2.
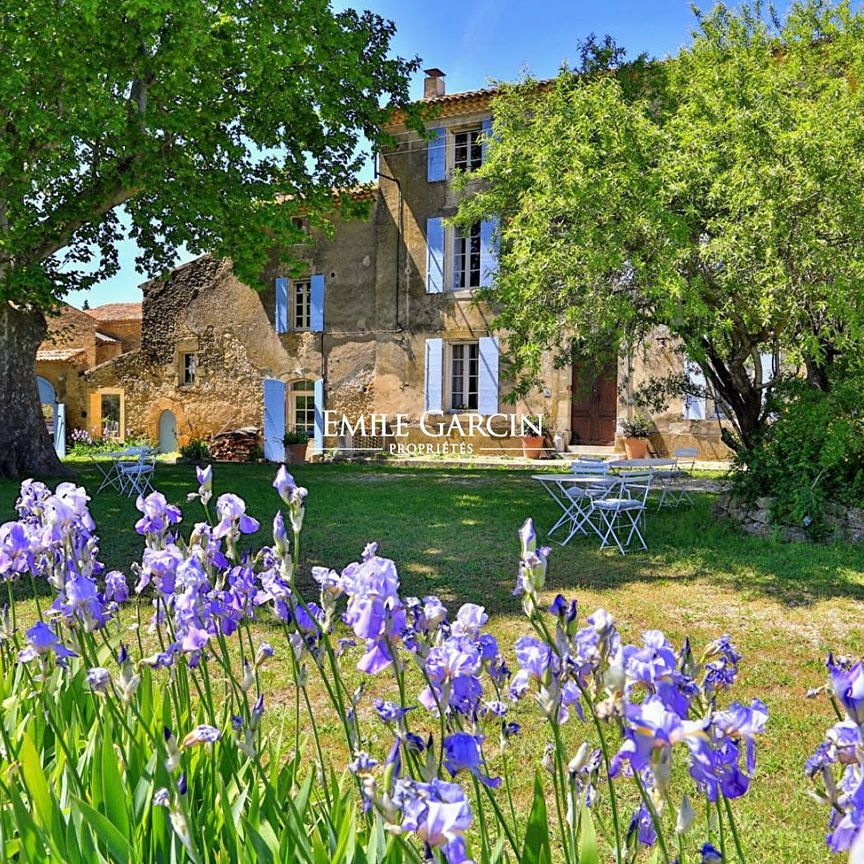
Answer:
42 306 97 366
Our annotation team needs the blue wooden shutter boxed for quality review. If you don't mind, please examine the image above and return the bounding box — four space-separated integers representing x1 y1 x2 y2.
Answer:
263 378 286 462
53 403 66 458
427 127 446 182
275 277 289 334
310 274 325 332
425 338 444 412
480 218 498 288
313 378 325 452
481 116 493 163
426 217 445 293
478 336 499 414
683 360 707 420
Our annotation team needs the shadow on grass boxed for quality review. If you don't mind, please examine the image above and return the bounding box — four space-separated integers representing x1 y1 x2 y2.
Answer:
2 461 862 612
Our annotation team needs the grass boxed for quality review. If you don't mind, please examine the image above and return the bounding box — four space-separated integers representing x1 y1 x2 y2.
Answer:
3 460 863 862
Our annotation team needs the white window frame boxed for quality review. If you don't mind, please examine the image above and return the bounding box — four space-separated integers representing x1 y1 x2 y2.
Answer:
448 342 479 412
451 125 483 174
451 222 482 291
288 379 315 434
293 279 311 331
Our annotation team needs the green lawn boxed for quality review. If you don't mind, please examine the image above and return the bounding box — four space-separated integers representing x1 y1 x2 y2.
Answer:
3 461 862 862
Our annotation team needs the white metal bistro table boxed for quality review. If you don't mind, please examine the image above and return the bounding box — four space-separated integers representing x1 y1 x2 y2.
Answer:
533 473 621 545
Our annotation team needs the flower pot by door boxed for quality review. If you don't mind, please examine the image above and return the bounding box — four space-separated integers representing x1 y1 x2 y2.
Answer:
623 437 648 459
287 443 307 465
521 435 545 459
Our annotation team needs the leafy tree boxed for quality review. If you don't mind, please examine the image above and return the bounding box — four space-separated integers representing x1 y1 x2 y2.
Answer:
0 0 419 477
456 0 864 451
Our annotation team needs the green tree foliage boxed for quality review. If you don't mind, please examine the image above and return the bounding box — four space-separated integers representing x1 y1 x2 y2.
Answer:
0 0 419 476
456 0 864 450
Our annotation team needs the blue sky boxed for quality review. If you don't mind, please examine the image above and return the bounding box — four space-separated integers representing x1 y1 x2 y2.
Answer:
68 0 782 308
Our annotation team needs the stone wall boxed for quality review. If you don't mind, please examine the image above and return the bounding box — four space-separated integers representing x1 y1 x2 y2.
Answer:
715 493 864 543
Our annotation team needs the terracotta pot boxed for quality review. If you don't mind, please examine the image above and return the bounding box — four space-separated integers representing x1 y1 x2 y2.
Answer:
623 437 649 459
287 443 308 465
521 435 546 459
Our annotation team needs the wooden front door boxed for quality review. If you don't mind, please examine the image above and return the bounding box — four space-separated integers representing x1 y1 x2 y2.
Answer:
570 360 617 445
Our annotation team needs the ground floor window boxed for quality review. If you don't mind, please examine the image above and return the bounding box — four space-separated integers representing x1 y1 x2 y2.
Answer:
289 379 315 435
101 393 122 439
450 342 479 411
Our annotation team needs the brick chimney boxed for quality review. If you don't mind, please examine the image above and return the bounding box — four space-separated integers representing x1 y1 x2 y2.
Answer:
423 68 445 100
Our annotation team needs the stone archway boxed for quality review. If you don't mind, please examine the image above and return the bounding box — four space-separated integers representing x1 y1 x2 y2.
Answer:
158 409 178 453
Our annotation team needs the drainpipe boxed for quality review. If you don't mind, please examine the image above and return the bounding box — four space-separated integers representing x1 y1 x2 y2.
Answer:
374 162 403 330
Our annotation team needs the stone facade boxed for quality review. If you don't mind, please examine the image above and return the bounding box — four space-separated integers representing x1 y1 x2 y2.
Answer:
36 303 141 438
80 73 732 460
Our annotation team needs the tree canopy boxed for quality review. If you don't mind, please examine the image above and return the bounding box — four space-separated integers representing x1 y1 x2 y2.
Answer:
456 0 864 449
0 0 420 302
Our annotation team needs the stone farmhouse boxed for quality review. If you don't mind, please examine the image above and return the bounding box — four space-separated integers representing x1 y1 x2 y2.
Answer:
70 70 731 460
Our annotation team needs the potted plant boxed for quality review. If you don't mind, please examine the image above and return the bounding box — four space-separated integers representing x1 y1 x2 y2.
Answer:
520 414 547 459
620 413 652 459
283 429 310 465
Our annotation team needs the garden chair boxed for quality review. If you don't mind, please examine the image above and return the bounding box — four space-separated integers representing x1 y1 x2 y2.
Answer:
655 447 699 508
91 452 123 494
116 448 157 498
592 471 653 555
557 471 619 545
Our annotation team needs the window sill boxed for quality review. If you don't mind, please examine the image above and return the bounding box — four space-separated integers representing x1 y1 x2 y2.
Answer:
443 289 476 300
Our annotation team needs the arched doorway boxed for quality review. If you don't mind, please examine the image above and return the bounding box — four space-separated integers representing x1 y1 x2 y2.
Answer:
159 410 177 453
37 376 65 458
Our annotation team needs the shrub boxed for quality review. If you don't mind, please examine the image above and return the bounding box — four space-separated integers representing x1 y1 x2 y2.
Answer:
731 370 864 537
620 413 652 439
179 437 210 461
283 429 310 446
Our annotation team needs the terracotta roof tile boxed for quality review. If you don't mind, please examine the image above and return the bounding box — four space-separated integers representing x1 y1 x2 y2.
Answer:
86 302 142 321
36 347 86 362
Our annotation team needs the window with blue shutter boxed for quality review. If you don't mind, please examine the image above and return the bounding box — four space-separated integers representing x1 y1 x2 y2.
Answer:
425 338 444 412
275 277 289 334
426 217 445 294
683 360 707 420
310 274 325 332
480 218 498 288
427 127 446 182
478 336 499 414
313 378 325 452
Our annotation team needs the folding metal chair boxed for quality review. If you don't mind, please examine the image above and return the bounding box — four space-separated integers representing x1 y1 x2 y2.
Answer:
91 452 123 493
592 471 653 554
117 449 156 497
559 471 619 545
655 447 698 508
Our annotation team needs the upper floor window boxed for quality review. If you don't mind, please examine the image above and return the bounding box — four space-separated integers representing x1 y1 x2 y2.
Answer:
450 342 479 411
181 352 197 386
453 127 483 173
453 222 482 290
294 280 311 330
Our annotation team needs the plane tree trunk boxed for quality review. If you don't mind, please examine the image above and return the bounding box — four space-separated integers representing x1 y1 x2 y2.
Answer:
0 302 67 479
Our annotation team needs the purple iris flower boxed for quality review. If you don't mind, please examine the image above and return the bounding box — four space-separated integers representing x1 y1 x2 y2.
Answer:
86 667 111 693
104 570 128 603
60 573 109 630
451 604 488 639
701 843 722 863
443 733 501 788
829 656 864 724
134 492 182 536
396 778 473 864
627 803 657 847
374 698 414 725
213 494 260 539
181 626 210 654
17 621 77 664
182 724 221 748
420 638 482 716
510 636 554 699
0 522 32 580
